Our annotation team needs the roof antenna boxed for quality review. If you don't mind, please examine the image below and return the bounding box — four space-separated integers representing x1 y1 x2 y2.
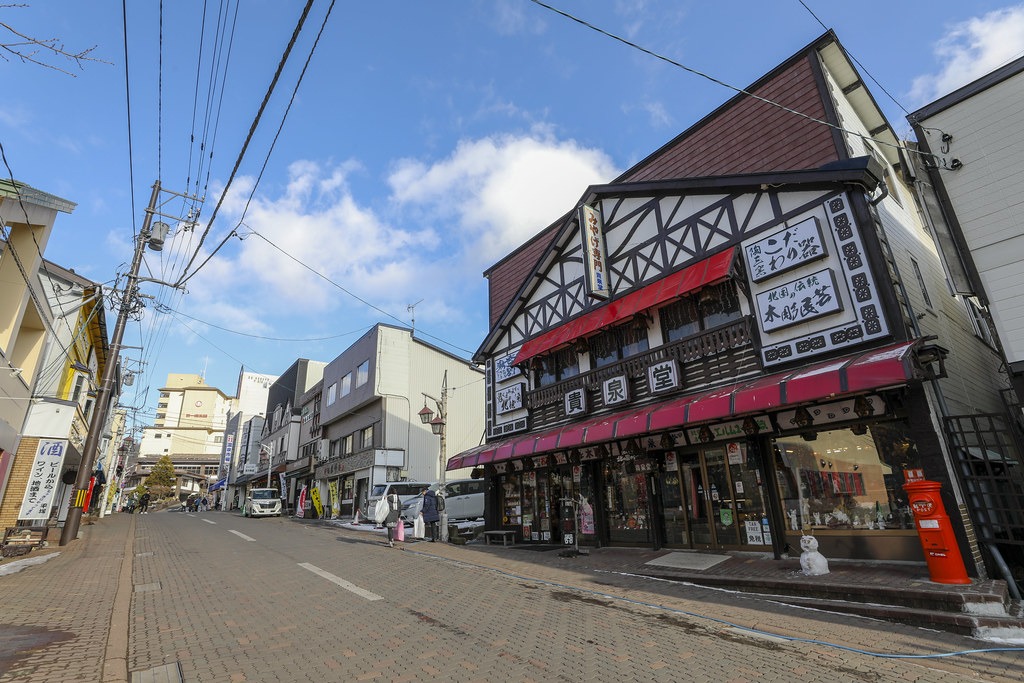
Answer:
407 299 424 335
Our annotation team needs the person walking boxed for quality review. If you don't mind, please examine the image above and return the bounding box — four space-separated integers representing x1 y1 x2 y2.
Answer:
200 496 209 512
139 491 151 514
421 486 440 542
384 491 402 547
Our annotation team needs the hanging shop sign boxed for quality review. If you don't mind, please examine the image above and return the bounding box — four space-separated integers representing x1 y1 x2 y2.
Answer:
494 351 521 383
685 416 771 444
745 217 827 282
579 204 610 300
496 383 524 414
647 359 680 393
775 395 885 432
564 387 587 416
755 268 843 332
602 375 629 406
18 439 67 520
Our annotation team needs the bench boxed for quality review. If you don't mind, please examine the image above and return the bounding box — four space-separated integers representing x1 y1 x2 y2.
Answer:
2 526 48 557
482 530 516 546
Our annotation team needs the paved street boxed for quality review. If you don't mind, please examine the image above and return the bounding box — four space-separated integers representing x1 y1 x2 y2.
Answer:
1 511 1022 682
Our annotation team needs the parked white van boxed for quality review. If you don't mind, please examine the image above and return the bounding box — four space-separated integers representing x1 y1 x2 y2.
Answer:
364 481 433 519
243 488 282 517
402 479 485 521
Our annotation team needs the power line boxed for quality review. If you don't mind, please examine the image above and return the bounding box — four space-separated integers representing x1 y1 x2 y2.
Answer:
528 0 918 158
175 0 317 286
796 0 909 117
176 0 336 289
120 0 138 241
160 304 368 342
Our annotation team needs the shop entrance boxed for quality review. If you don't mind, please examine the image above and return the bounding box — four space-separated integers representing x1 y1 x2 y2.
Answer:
672 445 771 550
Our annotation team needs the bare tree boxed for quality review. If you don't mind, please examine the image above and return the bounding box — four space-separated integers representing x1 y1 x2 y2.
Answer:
1 4 107 76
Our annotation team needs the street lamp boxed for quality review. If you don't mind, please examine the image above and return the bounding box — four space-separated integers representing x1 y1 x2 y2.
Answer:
419 370 448 542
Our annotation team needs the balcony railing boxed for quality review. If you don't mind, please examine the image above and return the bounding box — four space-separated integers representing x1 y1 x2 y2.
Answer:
525 318 755 422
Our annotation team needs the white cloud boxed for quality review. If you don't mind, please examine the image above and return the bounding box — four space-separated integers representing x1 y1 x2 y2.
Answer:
910 6 1024 104
168 131 616 355
388 128 619 263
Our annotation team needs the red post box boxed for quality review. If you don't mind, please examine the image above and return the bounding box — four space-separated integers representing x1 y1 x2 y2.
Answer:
903 480 970 584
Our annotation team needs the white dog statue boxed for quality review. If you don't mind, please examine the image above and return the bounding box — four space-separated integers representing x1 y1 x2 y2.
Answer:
799 535 830 576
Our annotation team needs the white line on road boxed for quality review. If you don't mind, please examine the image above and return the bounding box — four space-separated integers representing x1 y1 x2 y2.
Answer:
202 519 216 525
228 530 255 541
298 563 383 601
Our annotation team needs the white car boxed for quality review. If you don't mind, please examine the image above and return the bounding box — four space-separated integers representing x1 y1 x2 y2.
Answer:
243 488 282 517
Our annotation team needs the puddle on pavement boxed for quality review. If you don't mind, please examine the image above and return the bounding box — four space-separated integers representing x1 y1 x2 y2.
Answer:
0 624 75 671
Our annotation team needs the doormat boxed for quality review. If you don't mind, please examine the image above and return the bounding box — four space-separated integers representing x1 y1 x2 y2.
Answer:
644 552 730 571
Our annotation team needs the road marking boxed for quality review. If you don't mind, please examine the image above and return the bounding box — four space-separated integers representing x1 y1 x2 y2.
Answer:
228 530 255 541
202 519 216 525
298 563 383 601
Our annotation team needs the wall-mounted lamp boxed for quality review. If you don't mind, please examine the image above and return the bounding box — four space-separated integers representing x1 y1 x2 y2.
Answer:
71 361 91 374
853 464 860 471
698 426 714 444
819 459 827 468
853 396 874 418
793 407 814 429
741 416 760 437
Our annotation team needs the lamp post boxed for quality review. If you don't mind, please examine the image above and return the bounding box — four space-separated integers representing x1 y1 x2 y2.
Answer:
418 370 448 542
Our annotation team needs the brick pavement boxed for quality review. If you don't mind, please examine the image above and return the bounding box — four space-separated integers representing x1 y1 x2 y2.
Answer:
2 511 1022 683
0 512 135 683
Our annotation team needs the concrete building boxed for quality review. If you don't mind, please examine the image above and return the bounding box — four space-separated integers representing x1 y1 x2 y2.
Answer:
233 359 325 508
316 324 484 518
137 373 232 500
212 368 277 510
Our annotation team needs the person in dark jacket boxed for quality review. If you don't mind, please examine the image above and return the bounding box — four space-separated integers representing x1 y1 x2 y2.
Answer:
421 487 440 542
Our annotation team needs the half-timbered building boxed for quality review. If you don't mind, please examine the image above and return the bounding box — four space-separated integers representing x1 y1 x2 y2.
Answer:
449 31 1015 578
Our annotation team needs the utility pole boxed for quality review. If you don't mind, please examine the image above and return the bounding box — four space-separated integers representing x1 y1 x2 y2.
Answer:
60 181 195 545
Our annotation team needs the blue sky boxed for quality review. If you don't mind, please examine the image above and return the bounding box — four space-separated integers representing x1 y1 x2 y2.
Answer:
2 1 1022 430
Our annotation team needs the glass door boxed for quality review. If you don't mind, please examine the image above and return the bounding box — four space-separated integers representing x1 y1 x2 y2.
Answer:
660 454 687 546
704 446 741 546
680 453 713 547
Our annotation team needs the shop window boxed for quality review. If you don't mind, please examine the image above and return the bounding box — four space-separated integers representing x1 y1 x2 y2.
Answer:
772 422 920 534
661 281 742 342
589 321 649 369
534 346 580 387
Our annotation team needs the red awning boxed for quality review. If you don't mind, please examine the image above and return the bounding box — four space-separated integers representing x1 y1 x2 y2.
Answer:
448 339 922 470
514 247 736 365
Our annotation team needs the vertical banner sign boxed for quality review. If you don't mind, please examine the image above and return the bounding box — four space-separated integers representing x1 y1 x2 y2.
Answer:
278 472 287 500
579 204 610 299
19 439 68 520
310 485 324 518
328 480 339 519
295 485 307 518
220 434 235 480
